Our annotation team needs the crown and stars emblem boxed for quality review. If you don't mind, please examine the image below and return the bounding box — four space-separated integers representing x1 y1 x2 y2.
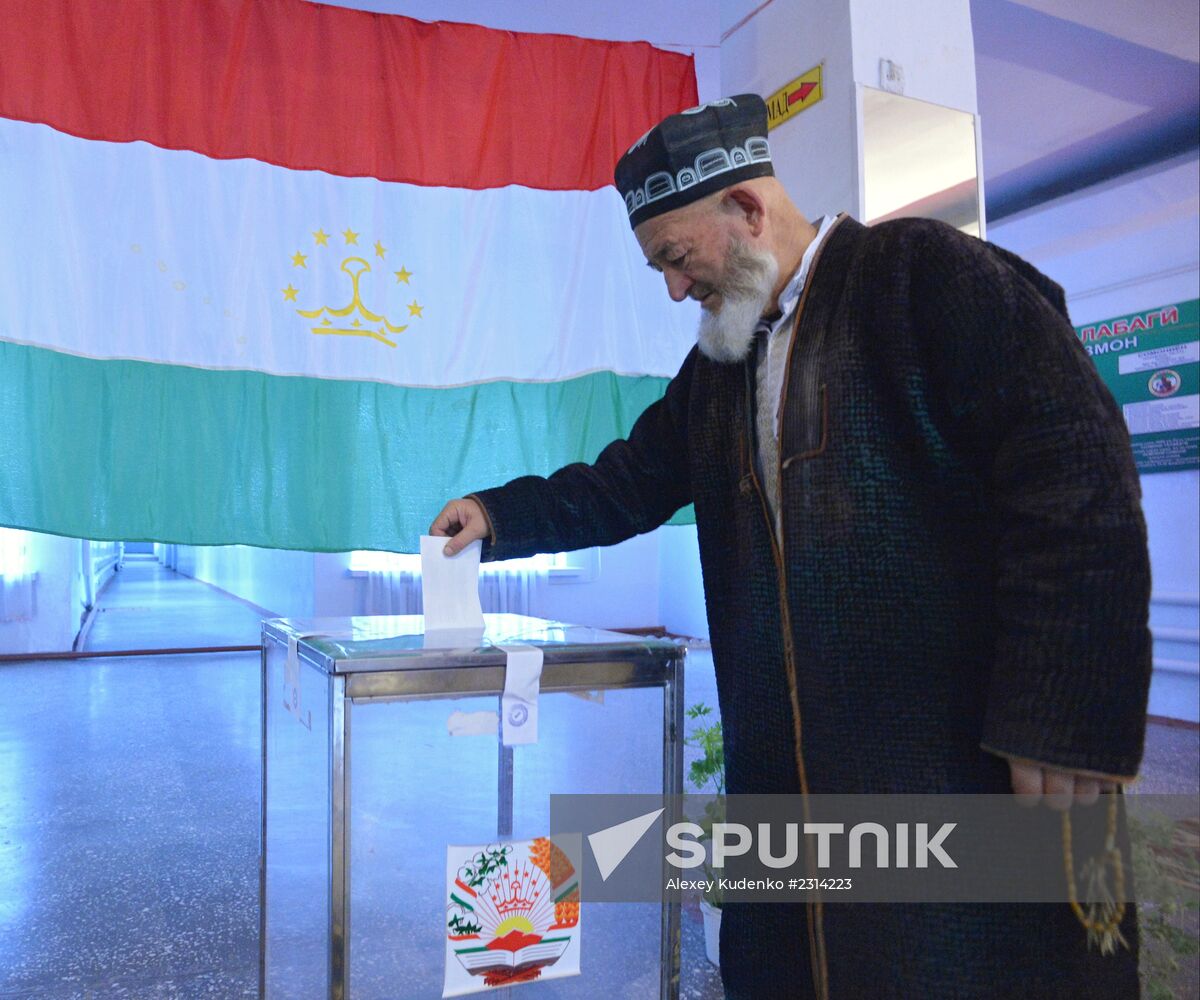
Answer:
281 227 423 348
445 839 579 990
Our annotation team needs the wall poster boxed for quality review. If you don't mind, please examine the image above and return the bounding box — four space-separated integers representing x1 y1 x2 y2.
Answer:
1076 299 1199 474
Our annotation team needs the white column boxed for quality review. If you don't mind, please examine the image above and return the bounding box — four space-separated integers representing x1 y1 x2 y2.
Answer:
719 0 983 233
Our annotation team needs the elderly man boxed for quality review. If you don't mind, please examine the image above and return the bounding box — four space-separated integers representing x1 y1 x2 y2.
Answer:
430 95 1150 998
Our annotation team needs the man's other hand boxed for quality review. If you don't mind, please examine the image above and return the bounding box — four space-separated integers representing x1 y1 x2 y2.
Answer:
1009 760 1115 811
429 497 490 556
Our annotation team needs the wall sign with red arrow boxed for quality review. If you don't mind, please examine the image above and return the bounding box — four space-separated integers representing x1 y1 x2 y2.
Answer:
766 65 823 131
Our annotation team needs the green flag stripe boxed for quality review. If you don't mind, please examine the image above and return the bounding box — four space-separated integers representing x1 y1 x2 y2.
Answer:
0 339 694 550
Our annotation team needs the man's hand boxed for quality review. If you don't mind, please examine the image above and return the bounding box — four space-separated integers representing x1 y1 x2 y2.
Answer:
1009 760 1114 810
429 497 491 556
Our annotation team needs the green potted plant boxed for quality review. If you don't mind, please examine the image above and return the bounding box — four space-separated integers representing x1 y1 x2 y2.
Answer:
685 702 725 967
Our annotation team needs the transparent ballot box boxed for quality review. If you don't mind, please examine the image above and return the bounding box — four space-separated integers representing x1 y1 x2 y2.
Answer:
260 614 684 1000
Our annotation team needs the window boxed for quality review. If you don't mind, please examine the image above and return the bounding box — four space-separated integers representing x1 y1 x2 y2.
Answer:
348 548 598 582
0 528 34 623
547 547 599 583
349 550 553 574
0 528 29 577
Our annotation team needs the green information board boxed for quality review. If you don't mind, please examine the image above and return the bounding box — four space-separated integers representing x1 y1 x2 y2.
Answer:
1075 299 1199 474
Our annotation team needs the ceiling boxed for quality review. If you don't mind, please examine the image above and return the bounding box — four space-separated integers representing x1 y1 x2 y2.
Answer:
972 0 1199 220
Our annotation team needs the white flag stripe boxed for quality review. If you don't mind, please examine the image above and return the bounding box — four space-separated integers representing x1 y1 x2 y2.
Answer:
0 119 697 386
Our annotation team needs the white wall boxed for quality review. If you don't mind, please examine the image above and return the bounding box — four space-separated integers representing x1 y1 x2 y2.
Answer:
90 542 120 597
72 542 88 631
848 0 977 114
990 155 1200 324
990 154 1200 721
175 545 315 619
313 551 356 619
720 0 860 220
0 533 83 654
529 533 662 629
658 524 708 639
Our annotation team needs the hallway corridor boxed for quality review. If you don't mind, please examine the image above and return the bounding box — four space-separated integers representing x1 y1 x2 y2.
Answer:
82 557 270 652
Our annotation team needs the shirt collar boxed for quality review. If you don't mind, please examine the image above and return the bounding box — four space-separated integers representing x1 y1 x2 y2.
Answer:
775 214 837 319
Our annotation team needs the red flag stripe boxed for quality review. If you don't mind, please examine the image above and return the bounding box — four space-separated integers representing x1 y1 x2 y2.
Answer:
0 0 697 191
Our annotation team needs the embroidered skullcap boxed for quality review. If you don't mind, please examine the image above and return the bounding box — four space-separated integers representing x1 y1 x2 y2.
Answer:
614 94 774 229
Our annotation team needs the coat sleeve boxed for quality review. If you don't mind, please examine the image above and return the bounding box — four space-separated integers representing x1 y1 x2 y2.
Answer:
468 347 698 563
909 221 1151 779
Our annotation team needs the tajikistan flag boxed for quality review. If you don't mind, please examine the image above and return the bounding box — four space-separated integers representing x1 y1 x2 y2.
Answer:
0 0 699 552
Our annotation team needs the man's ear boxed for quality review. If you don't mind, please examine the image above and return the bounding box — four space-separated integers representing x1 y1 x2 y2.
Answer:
723 186 766 237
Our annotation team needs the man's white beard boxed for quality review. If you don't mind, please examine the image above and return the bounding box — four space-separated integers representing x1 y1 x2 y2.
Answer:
696 242 779 363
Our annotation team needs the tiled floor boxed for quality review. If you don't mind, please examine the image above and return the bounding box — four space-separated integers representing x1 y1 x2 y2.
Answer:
0 560 1194 998
0 650 261 998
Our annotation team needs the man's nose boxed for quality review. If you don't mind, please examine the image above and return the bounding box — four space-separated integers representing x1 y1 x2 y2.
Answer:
664 268 692 302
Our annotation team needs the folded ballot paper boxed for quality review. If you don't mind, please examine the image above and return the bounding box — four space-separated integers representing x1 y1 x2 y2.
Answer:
420 535 543 748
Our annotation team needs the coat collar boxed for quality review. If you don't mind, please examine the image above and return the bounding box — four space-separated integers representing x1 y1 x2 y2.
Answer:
774 213 865 463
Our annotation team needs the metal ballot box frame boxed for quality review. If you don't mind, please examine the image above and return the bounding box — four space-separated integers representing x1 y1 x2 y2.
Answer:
260 614 685 1000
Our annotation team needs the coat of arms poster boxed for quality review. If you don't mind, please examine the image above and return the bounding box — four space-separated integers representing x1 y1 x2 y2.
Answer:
444 837 582 997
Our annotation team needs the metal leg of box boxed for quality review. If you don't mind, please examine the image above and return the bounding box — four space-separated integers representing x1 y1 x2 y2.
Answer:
331 678 349 1000
660 652 685 1000
259 642 269 1000
496 714 516 999
498 722 514 840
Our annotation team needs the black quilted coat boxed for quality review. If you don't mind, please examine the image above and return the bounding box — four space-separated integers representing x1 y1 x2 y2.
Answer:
472 217 1150 999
